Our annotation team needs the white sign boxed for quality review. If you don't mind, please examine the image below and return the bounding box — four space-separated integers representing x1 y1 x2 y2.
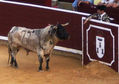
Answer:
96 36 105 58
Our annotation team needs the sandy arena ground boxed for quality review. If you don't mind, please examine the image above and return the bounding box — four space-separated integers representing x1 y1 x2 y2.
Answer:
0 45 119 84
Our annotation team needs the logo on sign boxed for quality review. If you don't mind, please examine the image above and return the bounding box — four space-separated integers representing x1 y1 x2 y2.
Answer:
96 36 105 58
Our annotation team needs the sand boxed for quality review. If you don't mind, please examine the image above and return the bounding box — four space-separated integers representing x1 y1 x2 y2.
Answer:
0 45 119 84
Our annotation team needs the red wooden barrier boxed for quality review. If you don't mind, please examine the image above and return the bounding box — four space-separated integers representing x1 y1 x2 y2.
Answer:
6 0 51 6
82 17 119 72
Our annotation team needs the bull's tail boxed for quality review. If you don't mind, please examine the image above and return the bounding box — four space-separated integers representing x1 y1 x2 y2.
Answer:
8 44 11 64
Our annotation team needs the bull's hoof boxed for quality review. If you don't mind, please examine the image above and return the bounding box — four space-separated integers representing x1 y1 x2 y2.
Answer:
10 64 13 67
14 65 18 68
13 64 18 68
38 66 42 71
10 63 18 68
10 64 18 69
38 67 44 72
46 67 49 71
14 63 18 68
38 70 44 72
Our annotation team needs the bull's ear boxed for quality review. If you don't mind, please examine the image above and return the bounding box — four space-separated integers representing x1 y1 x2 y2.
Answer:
61 22 69 26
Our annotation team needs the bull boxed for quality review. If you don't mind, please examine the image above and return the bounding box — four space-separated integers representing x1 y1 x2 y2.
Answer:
8 23 70 71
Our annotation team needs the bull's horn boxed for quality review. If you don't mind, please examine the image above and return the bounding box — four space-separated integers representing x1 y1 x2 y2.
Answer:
61 22 69 26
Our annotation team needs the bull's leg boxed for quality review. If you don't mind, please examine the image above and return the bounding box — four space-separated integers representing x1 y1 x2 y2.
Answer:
10 55 14 65
37 49 44 71
38 55 43 71
45 54 50 71
46 57 50 71
10 48 19 68
11 53 18 67
14 57 18 67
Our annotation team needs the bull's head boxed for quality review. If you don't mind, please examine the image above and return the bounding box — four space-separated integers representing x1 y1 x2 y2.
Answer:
52 22 70 40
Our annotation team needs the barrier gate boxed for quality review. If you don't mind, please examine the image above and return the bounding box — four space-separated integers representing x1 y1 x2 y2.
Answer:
82 17 119 72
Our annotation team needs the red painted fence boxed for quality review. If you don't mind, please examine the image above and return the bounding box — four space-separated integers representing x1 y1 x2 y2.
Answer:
6 0 51 6
82 17 119 72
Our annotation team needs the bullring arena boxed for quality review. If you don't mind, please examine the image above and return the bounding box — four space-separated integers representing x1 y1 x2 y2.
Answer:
0 41 119 84
0 0 119 84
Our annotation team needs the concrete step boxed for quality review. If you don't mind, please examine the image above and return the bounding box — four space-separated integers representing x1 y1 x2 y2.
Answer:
52 1 73 10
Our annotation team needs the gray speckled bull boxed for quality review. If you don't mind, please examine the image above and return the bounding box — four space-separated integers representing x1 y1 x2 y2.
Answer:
8 23 70 71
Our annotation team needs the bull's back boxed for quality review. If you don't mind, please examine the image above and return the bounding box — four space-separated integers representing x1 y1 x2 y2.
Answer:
8 26 24 42
8 26 40 51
